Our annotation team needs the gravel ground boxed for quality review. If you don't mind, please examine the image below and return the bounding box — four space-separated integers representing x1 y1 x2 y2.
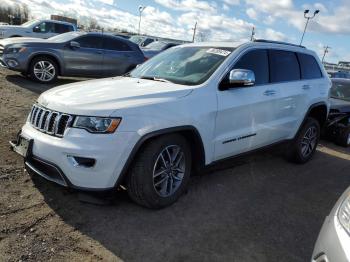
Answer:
0 69 350 262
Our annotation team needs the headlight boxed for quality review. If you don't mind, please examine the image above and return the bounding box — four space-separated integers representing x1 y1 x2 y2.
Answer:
5 47 27 54
338 193 350 234
72 116 121 133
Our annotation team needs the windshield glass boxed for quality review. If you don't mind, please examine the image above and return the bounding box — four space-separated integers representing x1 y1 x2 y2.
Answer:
48 32 84 42
145 41 167 50
331 81 350 101
130 46 234 86
129 36 144 45
22 20 39 27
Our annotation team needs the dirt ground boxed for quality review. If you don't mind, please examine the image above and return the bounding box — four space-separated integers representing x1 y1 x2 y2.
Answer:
1 69 350 262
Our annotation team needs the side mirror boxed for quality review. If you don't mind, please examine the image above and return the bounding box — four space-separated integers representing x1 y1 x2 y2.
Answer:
229 69 255 86
70 41 80 49
33 26 40 33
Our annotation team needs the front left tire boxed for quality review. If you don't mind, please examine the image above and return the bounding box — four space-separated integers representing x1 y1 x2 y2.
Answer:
127 134 192 209
29 57 58 83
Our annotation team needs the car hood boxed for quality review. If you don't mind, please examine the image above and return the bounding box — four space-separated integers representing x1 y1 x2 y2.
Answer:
330 98 350 113
38 77 193 116
0 37 47 46
0 25 25 30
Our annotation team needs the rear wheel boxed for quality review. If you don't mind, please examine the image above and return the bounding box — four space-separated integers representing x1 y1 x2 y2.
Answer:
29 57 58 83
286 117 320 164
127 134 192 209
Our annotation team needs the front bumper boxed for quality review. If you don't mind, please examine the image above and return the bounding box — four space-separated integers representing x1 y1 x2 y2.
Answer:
11 122 139 190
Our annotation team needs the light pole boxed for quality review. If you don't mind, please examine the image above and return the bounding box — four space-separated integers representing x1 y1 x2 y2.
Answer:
322 46 330 63
138 5 146 35
192 21 197 42
300 9 320 46
250 26 255 41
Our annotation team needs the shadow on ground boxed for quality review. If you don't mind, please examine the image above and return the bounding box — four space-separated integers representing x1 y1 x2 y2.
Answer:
31 144 350 262
6 74 90 94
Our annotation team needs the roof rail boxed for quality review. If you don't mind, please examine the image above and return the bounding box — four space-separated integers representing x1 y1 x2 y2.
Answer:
253 39 306 49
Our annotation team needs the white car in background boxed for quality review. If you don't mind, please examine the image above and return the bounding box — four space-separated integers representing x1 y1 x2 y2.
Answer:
0 19 76 39
11 40 331 208
312 187 350 262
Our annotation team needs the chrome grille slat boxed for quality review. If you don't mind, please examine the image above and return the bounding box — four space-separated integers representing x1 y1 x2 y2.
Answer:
28 104 73 137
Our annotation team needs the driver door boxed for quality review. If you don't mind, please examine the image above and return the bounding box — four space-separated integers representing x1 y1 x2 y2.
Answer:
214 49 282 160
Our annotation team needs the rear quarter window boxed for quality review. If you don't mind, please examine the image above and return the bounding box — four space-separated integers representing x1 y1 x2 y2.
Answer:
297 53 323 79
103 37 132 51
269 50 300 82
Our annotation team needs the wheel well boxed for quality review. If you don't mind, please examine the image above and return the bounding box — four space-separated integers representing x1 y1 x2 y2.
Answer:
117 127 206 186
29 54 61 75
308 104 328 127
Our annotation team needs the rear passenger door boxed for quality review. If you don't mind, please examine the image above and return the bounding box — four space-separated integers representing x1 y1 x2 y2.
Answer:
101 36 138 76
63 35 104 76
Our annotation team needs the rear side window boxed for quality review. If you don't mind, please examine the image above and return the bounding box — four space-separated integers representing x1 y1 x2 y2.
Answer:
103 37 131 51
269 50 300 82
55 23 71 34
233 49 269 85
297 53 322 79
76 35 102 49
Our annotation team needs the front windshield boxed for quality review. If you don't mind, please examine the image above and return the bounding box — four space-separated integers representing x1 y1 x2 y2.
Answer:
331 81 350 101
130 46 234 86
48 32 84 42
22 20 39 27
145 41 167 50
129 36 144 45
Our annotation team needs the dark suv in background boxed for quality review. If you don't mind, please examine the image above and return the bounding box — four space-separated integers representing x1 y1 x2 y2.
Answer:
0 32 145 83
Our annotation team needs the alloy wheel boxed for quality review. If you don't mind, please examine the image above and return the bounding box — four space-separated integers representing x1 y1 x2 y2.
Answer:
301 126 318 158
153 145 186 197
33 61 55 82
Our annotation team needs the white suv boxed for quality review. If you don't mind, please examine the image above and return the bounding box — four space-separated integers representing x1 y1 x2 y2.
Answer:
11 40 331 208
0 19 76 39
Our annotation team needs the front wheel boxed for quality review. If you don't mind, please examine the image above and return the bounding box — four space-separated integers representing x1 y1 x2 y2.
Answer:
127 134 192 209
29 57 58 83
335 125 350 147
286 117 320 164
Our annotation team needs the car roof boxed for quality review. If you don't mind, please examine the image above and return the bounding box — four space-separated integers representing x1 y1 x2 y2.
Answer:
41 19 75 26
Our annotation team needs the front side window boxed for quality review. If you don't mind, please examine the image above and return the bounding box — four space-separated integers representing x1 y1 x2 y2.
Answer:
130 46 234 85
297 53 322 79
269 50 300 82
232 49 269 85
76 35 103 49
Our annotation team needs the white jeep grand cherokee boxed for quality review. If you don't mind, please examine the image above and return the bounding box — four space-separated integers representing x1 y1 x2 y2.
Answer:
11 40 331 208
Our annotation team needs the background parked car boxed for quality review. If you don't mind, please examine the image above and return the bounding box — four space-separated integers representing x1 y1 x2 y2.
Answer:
141 41 179 59
129 35 156 47
328 70 350 79
0 19 76 39
0 32 145 83
323 78 350 147
312 186 350 262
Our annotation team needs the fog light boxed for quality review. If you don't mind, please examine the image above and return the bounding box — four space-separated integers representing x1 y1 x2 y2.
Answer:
67 155 95 168
7 59 18 67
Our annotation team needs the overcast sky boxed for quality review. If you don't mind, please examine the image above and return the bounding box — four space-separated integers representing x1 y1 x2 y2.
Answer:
3 0 350 63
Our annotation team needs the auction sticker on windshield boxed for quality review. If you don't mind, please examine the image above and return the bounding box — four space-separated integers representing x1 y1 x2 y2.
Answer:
206 48 231 56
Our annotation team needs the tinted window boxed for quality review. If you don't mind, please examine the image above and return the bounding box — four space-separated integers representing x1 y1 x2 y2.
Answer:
330 81 350 101
55 23 72 34
269 50 300 82
297 53 322 79
76 35 102 49
103 37 131 51
143 39 154 46
36 22 55 33
233 49 269 85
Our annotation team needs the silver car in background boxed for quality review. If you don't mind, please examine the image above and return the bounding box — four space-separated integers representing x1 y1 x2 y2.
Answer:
312 186 350 262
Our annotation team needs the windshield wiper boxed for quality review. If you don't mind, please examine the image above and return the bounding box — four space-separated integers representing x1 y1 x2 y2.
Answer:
140 76 172 83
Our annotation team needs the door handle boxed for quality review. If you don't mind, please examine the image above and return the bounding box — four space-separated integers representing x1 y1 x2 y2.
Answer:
263 90 277 96
302 84 311 90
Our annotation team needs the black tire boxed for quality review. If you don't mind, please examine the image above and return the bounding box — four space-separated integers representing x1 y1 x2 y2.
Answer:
127 134 192 209
286 117 320 164
29 57 58 83
335 125 350 147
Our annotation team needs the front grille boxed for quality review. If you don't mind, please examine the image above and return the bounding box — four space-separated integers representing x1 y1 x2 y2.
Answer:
29 104 73 137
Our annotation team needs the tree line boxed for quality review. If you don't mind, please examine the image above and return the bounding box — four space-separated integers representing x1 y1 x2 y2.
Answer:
0 3 30 25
